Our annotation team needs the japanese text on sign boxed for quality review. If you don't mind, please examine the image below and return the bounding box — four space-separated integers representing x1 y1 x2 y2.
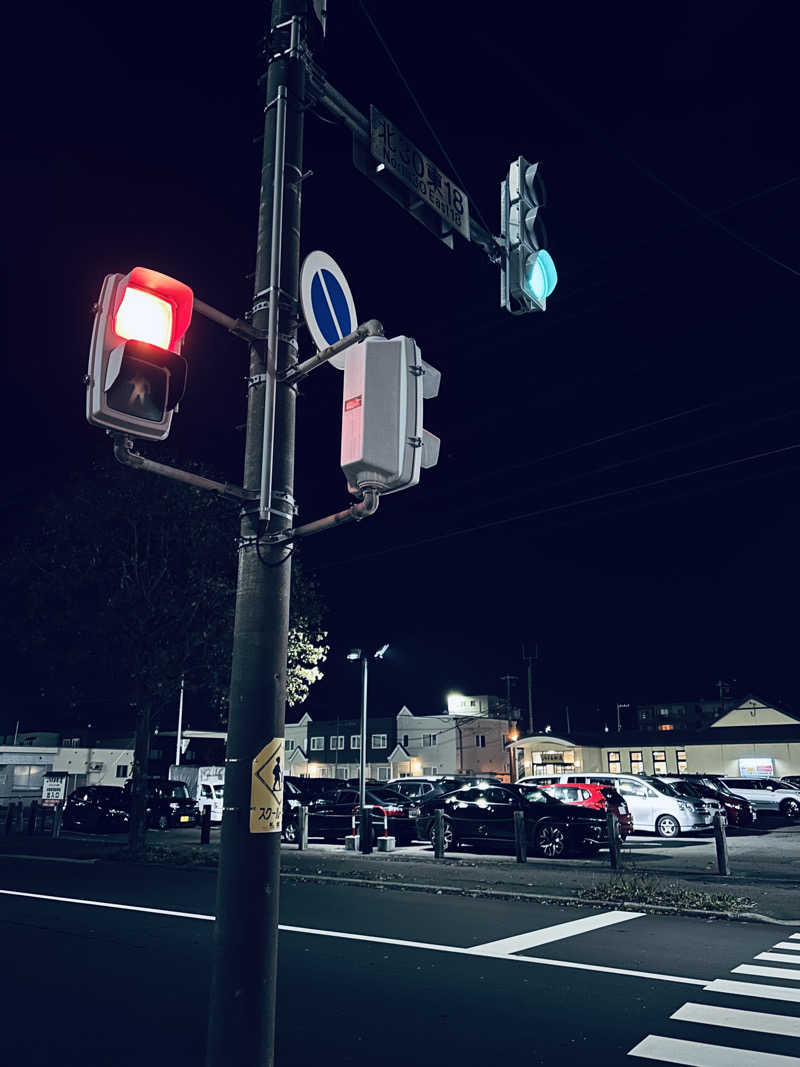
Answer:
370 107 470 241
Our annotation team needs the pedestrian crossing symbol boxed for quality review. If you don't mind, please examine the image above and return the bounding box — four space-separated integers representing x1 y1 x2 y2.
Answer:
250 737 284 834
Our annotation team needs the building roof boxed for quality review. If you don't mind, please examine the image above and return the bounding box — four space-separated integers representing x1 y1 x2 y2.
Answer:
517 725 800 748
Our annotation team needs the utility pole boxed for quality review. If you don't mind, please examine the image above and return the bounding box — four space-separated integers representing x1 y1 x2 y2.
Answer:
500 673 518 721
206 5 307 1066
521 642 538 734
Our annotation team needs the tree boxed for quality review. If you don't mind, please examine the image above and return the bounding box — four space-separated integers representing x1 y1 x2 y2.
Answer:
1 461 328 849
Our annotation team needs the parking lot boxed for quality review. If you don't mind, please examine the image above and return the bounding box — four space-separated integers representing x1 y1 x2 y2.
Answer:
136 814 800 881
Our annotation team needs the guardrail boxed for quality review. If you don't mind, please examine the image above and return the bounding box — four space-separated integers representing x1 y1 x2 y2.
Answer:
1 801 63 837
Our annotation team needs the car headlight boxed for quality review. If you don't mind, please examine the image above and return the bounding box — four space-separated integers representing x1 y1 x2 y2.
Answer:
677 800 693 812
169 801 180 809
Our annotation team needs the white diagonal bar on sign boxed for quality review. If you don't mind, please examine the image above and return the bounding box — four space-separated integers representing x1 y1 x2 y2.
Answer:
467 909 644 955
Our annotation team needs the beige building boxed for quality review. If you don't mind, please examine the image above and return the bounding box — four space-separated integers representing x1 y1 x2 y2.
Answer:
511 697 800 782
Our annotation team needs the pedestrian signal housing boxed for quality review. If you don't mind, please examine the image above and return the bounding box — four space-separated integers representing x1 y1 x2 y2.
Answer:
86 267 194 440
500 157 558 314
341 336 440 496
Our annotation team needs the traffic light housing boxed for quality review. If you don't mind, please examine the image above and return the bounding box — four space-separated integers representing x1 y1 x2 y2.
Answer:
86 267 194 440
340 336 440 496
500 157 558 314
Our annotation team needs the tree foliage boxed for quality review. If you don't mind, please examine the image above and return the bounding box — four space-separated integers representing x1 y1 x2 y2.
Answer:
1 462 328 731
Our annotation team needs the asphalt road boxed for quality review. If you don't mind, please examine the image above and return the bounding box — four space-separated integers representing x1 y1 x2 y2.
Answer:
3 856 800 1065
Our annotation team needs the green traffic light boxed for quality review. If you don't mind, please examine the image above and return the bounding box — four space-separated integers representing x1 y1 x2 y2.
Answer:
524 250 558 303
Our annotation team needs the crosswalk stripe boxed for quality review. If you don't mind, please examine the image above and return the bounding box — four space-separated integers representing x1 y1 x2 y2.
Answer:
466 909 644 955
734 965 800 981
628 1034 800 1064
672 1002 800 1038
706 979 800 1003
774 944 800 952
758 954 800 965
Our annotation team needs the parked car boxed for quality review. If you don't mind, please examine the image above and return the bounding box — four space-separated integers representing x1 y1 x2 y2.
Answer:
542 772 713 837
420 782 607 858
781 776 800 789
284 776 348 804
721 777 800 819
653 777 724 821
539 782 633 839
132 779 199 830
409 775 507 839
281 778 304 843
669 774 757 826
307 787 417 844
387 774 503 802
62 786 130 833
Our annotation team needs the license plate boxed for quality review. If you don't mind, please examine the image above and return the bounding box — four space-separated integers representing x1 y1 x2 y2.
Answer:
409 806 421 818
180 815 190 823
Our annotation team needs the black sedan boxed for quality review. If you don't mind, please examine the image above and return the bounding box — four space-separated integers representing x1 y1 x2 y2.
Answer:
62 786 130 833
307 787 416 845
415 782 608 858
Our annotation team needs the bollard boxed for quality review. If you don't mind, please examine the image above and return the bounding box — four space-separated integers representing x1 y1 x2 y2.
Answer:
433 808 445 859
298 805 308 850
27 801 38 835
713 810 730 875
200 804 211 845
359 805 373 855
51 802 63 839
607 809 620 870
13 803 23 834
2 803 12 836
513 810 527 863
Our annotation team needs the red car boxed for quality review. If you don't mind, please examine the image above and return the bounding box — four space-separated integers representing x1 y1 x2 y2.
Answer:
542 782 633 839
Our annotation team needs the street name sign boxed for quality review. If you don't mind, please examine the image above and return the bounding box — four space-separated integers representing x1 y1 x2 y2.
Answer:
299 250 357 370
370 107 471 242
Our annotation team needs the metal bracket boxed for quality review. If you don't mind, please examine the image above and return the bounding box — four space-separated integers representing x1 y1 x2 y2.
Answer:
247 373 268 390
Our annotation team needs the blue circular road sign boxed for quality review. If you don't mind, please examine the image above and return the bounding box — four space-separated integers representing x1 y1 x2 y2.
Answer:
300 251 357 370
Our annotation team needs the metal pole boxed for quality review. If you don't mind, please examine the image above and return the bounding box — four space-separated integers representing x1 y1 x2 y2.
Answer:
205 6 305 1066
607 809 620 870
513 810 527 862
359 655 371 854
714 811 730 875
175 675 185 767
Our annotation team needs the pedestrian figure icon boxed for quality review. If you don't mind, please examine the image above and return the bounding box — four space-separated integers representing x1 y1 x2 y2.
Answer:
273 757 281 792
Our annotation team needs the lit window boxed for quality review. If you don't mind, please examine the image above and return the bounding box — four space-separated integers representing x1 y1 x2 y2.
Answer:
653 750 667 775
607 751 621 774
658 723 674 732
630 751 643 774
677 749 687 773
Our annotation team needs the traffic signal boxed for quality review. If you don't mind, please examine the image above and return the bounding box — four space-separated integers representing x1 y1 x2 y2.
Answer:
500 157 558 314
86 266 194 441
340 336 440 496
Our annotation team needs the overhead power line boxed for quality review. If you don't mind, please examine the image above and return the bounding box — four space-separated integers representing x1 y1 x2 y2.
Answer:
321 439 800 569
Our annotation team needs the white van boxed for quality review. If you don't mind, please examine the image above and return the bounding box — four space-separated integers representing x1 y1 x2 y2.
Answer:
540 772 714 838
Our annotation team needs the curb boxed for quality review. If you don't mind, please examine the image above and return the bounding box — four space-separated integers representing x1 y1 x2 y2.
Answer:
280 870 800 925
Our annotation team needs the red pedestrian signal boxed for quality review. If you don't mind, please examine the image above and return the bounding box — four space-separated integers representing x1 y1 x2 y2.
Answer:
86 267 194 441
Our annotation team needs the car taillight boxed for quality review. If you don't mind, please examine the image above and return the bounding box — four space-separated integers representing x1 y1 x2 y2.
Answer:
383 806 403 817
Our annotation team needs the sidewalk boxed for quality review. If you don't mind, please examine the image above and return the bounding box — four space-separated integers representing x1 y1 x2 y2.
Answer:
2 830 799 923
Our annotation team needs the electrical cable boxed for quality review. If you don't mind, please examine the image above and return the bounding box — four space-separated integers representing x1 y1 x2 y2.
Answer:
356 1 493 239
319 439 800 568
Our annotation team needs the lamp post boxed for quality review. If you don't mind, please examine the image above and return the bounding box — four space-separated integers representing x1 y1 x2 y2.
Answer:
348 644 389 852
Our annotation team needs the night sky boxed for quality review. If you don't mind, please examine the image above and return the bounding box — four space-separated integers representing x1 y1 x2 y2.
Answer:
4 2 799 731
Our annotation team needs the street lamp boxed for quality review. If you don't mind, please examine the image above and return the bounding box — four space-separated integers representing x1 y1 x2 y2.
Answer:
347 644 390 853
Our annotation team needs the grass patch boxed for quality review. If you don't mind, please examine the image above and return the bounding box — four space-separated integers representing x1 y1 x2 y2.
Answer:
578 872 756 912
105 843 220 868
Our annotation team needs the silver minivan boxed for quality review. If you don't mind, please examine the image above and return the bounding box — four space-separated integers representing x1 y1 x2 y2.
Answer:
548 772 714 837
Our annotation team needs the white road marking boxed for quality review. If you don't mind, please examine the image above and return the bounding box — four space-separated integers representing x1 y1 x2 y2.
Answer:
0 888 215 921
705 979 800 1004
467 909 644 955
0 888 706 986
758 953 800 965
672 1002 800 1038
629 1034 800 1065
775 943 800 952
734 964 800 981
